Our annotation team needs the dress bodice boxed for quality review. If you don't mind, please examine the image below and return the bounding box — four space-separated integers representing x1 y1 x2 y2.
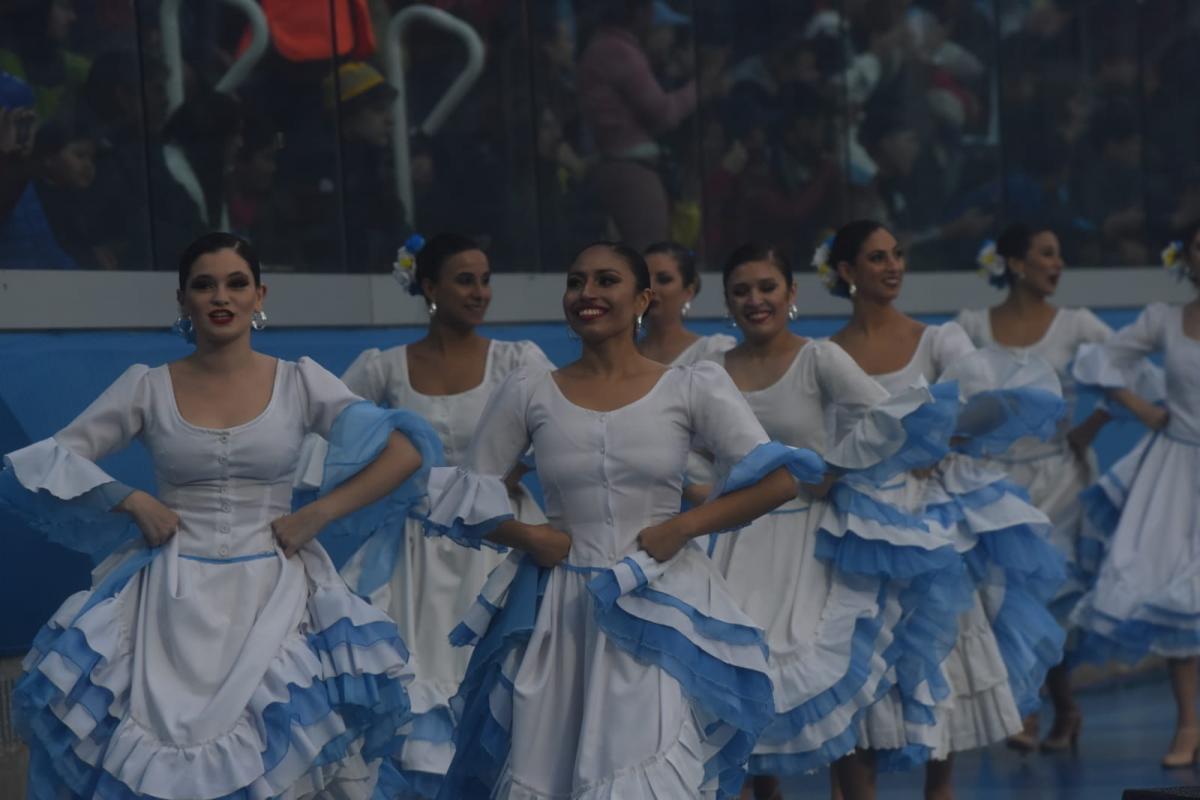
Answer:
464 362 769 567
50 358 360 560
342 339 552 466
711 340 890 454
870 322 976 396
957 307 1111 457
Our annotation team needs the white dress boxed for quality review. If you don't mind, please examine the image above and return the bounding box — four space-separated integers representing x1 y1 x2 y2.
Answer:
336 339 552 797
1070 303 1200 661
1 358 442 799
956 307 1112 618
425 362 825 799
706 341 953 775
843 324 1066 765
670 333 738 367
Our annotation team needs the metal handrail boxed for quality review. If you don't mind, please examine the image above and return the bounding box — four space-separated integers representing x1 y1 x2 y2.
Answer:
384 5 486 226
161 0 271 114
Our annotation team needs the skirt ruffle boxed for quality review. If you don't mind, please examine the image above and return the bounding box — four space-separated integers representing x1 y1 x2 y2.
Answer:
18 546 414 800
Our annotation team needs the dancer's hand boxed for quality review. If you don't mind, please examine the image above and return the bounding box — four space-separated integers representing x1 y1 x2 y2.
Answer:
272 505 331 558
117 490 180 547
524 524 571 568
638 519 689 562
1066 424 1097 461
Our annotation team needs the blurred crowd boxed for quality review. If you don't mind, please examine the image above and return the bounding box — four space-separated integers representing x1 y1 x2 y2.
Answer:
2 0 1199 273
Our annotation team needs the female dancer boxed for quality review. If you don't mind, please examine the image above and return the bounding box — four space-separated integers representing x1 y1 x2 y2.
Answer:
956 222 1113 751
826 220 1066 799
706 244 956 800
1 232 442 798
638 240 737 366
1070 221 1200 767
426 241 826 798
337 232 553 797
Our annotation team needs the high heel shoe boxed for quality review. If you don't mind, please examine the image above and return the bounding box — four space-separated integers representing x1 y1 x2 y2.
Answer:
1041 710 1082 753
1007 713 1040 753
1162 726 1200 768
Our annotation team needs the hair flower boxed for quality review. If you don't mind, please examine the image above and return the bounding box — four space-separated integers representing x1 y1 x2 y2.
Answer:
392 233 426 292
976 239 1008 288
812 236 836 291
1162 240 1187 281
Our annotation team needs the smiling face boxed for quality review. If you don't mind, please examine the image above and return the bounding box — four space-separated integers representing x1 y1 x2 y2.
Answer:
837 228 904 303
724 259 796 342
645 251 696 325
563 245 651 344
1009 230 1064 297
177 248 265 346
424 248 492 329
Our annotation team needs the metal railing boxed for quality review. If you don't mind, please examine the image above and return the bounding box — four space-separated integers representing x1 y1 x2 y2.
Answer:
383 5 486 227
160 0 271 114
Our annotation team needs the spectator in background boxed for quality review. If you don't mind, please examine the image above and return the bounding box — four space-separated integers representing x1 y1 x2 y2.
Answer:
31 114 116 269
0 71 74 268
1076 103 1149 265
230 109 294 267
0 0 89 120
578 0 697 249
855 105 993 264
155 89 243 268
324 60 410 273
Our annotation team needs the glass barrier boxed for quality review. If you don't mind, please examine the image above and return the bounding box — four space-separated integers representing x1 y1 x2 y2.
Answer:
0 0 1195 273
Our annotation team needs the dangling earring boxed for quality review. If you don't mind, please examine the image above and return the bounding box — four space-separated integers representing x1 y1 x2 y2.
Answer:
172 314 194 342
251 309 268 330
428 301 438 316
566 325 579 341
726 313 738 328
636 313 644 334
787 304 799 321
849 283 858 298
681 301 691 319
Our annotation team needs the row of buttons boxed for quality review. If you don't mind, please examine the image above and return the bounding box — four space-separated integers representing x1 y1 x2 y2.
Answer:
217 431 231 556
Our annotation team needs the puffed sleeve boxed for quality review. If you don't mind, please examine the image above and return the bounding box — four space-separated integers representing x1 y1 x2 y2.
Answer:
1072 308 1113 345
511 340 556 372
687 362 825 498
1 365 151 559
953 308 988 347
930 322 978 380
293 357 444 565
1073 303 1169 390
423 368 536 547
815 342 955 478
295 356 363 438
340 348 389 405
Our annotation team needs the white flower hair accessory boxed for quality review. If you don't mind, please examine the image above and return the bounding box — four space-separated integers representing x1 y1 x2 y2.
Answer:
392 233 426 294
812 235 837 291
1162 240 1187 281
976 239 1007 288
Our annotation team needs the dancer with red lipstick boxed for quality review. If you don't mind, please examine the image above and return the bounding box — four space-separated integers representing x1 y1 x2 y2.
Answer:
956 223 1116 753
425 241 826 798
1 232 442 798
701 244 957 800
335 232 553 798
824 220 1067 800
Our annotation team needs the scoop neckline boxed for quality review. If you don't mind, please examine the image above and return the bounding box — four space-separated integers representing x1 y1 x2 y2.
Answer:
402 339 496 398
985 306 1062 351
165 358 282 433
547 365 675 415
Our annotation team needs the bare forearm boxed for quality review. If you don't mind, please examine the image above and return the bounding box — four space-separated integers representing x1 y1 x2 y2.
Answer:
486 519 535 550
306 431 422 524
1108 389 1163 428
674 468 797 540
